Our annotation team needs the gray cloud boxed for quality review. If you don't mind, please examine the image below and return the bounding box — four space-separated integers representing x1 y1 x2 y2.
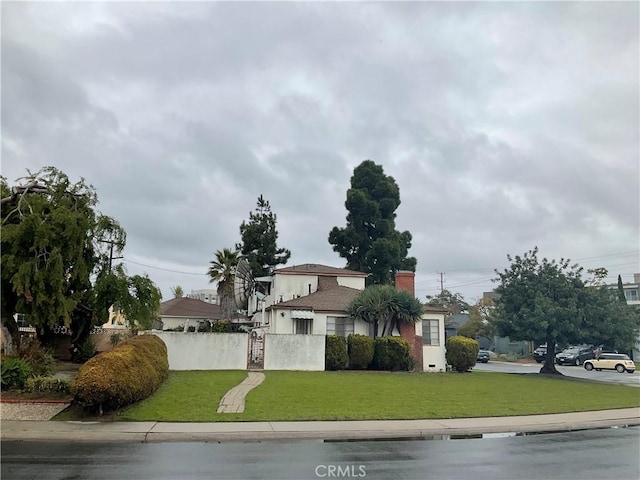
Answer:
2 1 637 302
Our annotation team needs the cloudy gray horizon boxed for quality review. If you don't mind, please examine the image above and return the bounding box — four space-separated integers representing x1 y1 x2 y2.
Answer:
2 1 638 304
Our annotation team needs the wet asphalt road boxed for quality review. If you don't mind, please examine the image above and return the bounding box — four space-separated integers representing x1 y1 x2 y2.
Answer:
474 361 640 386
2 427 639 480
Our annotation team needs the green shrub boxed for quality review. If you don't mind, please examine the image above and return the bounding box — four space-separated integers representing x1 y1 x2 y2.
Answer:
18 337 55 377
71 336 97 363
372 336 412 371
347 334 374 369
325 335 348 371
71 334 168 413
446 336 480 372
25 376 71 394
1 357 32 390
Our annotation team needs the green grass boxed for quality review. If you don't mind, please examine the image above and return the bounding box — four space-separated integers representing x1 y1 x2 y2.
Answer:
116 370 640 422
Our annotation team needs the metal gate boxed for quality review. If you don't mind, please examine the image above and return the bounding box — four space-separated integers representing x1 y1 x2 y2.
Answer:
247 330 265 369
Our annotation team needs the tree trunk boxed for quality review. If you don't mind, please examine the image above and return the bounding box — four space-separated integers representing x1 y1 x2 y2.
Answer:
539 339 562 375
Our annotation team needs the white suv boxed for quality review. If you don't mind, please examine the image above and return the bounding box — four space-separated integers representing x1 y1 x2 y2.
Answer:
583 353 635 374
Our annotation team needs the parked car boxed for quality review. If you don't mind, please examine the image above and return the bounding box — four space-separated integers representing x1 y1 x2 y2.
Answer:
533 344 561 363
583 353 635 374
477 349 490 363
555 346 595 366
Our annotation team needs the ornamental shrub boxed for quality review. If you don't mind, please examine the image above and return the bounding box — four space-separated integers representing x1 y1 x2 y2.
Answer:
0 357 32 390
18 337 55 377
347 334 374 370
25 376 71 395
325 335 348 371
71 334 168 413
446 335 480 372
372 336 412 371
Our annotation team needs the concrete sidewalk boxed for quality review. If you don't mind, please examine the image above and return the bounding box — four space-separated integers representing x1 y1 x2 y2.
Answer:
2 408 639 443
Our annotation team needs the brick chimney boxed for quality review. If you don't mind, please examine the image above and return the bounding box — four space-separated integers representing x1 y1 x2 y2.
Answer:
394 271 423 372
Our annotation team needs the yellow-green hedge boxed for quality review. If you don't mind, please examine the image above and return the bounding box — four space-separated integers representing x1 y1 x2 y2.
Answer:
71 334 168 412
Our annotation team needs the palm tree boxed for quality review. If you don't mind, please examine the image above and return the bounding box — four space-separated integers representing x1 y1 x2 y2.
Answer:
207 248 240 319
348 285 423 337
170 285 184 298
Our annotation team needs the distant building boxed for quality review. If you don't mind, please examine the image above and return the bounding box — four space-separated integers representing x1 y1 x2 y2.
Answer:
609 273 640 306
187 289 219 304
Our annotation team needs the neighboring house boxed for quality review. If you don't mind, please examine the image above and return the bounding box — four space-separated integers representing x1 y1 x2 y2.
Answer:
253 264 369 335
159 297 225 331
249 264 448 372
609 273 640 359
187 289 219 305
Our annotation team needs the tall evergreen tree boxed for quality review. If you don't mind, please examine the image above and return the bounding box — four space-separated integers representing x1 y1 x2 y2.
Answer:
236 195 291 278
617 274 627 302
329 160 416 285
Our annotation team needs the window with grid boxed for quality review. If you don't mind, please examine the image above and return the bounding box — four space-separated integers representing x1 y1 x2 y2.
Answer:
326 317 354 337
422 319 440 345
625 289 638 302
295 318 312 335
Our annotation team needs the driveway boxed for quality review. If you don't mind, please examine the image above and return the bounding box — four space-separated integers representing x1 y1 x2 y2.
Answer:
474 361 640 387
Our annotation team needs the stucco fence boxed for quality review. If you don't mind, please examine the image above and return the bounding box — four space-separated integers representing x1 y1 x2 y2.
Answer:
148 331 326 371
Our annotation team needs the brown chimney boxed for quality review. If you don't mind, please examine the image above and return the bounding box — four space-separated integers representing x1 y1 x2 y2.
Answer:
395 271 415 296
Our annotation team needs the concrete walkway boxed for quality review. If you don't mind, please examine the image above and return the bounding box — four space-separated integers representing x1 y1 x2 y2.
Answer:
217 372 265 413
1 408 638 443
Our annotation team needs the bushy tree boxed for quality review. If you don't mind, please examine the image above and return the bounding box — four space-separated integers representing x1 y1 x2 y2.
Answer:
347 285 423 338
457 298 495 339
2 168 122 347
1 167 161 348
493 248 639 374
329 160 416 285
425 289 470 314
170 285 184 298
446 336 479 372
237 195 291 278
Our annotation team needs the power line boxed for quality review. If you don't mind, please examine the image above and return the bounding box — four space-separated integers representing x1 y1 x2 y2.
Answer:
122 258 208 276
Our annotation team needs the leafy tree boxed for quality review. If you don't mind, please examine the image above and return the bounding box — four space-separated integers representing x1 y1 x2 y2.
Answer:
329 160 416 285
237 195 290 278
425 289 470 314
347 285 423 338
170 285 184 298
457 298 495 339
1 168 124 348
493 247 640 374
1 167 162 348
208 247 240 319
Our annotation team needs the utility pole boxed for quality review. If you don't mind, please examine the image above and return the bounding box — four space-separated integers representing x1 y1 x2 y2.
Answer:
438 272 445 293
99 239 124 271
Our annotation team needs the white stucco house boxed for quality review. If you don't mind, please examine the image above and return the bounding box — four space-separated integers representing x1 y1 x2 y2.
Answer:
248 264 448 372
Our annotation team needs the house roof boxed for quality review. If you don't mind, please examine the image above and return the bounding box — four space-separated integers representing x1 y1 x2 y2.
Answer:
423 305 450 314
266 285 362 313
274 264 368 278
160 297 223 319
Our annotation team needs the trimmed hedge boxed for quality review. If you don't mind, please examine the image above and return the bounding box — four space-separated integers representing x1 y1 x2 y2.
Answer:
325 335 348 371
372 336 413 371
347 334 374 369
446 335 480 372
25 376 71 394
71 334 168 412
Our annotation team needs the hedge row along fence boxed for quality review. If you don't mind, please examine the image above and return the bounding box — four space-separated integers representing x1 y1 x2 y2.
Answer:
326 334 412 372
71 334 169 414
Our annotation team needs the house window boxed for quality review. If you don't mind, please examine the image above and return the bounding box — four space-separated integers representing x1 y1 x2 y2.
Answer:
326 317 354 337
295 319 312 335
422 319 440 346
624 289 638 302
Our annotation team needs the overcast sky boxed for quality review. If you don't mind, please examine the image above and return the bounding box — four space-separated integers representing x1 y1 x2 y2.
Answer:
2 1 639 304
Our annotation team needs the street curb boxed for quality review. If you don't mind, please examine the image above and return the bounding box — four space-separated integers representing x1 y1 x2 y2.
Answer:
1 398 72 404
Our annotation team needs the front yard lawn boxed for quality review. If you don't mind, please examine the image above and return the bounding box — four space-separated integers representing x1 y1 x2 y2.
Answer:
114 370 640 422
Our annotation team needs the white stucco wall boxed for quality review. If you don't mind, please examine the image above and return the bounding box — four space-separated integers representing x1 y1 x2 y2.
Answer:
418 314 447 372
263 334 325 370
336 277 366 290
153 332 248 370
